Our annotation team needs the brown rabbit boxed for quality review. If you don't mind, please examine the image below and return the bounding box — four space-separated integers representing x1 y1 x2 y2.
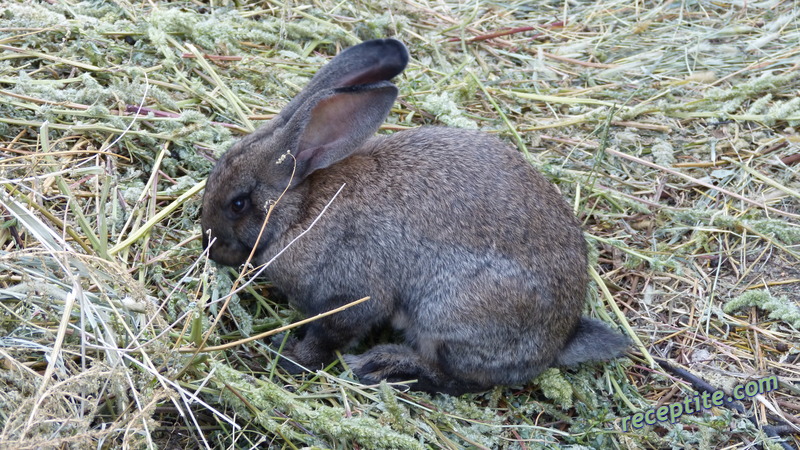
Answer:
201 39 628 395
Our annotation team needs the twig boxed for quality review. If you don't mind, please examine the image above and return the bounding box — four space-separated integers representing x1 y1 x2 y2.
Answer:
445 22 564 43
181 53 243 61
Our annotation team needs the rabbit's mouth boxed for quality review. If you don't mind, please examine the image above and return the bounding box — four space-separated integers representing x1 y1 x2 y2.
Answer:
205 235 254 267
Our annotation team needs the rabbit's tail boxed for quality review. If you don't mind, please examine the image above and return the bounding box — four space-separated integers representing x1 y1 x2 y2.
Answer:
556 317 630 367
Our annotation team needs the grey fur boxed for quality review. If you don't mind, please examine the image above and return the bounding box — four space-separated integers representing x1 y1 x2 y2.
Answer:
201 39 629 395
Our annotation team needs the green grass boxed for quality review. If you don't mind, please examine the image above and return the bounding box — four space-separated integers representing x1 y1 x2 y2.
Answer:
1 0 799 448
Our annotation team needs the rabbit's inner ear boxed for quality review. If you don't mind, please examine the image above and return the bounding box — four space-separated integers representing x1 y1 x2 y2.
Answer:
292 83 397 181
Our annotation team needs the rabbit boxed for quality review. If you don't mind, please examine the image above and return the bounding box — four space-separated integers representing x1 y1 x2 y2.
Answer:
201 38 629 395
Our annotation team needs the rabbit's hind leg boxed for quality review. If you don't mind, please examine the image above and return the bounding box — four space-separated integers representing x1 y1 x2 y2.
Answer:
344 344 491 395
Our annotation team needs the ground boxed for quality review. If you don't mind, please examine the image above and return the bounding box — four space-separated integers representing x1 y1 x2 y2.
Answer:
0 0 798 448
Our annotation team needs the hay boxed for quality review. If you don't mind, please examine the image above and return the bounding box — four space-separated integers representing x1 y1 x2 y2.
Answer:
1 0 798 448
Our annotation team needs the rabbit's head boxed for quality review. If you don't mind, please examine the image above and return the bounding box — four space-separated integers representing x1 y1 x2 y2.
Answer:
201 39 409 266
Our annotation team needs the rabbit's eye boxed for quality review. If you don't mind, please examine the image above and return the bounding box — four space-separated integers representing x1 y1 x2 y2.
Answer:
230 196 250 214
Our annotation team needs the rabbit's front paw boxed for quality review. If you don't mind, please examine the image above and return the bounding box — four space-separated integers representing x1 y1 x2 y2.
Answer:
273 332 337 375
271 334 307 374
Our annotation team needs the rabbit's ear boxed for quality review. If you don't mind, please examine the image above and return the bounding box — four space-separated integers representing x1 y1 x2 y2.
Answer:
276 39 408 124
319 38 409 88
286 81 398 182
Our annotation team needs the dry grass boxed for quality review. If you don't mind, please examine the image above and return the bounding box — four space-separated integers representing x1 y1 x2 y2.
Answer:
1 0 799 448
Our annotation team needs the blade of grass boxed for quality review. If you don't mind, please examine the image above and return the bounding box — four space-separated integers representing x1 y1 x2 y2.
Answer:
468 71 528 156
40 121 105 257
505 90 619 107
589 265 655 368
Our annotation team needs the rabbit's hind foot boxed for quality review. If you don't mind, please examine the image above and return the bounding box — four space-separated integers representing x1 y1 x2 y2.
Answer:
343 344 490 396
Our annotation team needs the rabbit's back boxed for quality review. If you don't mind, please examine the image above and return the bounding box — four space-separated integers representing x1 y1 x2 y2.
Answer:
298 126 586 285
